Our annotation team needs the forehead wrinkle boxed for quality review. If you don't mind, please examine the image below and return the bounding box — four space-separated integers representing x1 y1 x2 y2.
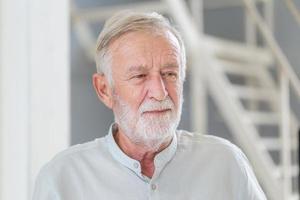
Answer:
127 65 148 73
162 62 179 69
161 52 180 65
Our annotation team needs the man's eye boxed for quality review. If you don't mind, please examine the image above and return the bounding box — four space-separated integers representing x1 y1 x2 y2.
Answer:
162 72 178 81
132 74 146 79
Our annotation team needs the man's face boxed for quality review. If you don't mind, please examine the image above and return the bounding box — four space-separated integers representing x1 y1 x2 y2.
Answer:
109 30 184 150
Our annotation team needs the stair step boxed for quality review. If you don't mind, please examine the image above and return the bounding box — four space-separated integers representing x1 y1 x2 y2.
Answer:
73 1 168 22
218 60 265 77
262 138 281 151
244 111 279 125
274 165 299 179
231 85 278 101
204 36 273 66
262 138 298 151
204 0 268 10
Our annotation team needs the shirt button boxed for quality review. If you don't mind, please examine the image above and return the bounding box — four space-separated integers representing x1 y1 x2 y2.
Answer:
133 162 139 168
151 184 157 190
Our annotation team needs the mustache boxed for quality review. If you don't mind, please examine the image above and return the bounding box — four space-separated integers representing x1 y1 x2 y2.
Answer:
139 96 174 114
113 92 175 122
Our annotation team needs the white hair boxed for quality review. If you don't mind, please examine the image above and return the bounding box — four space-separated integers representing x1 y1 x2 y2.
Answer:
94 10 186 86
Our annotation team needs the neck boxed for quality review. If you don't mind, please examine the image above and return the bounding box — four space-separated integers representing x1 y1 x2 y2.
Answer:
113 128 172 178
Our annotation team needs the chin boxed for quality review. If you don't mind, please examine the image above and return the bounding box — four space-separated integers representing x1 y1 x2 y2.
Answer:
131 125 176 150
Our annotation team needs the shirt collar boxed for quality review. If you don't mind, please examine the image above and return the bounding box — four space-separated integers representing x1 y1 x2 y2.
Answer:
105 123 177 182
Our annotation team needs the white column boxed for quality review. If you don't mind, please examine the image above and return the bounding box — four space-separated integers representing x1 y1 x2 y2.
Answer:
0 0 70 199
280 71 292 200
189 0 207 134
0 0 31 199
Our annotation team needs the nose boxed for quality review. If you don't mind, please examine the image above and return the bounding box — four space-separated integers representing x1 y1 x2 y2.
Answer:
147 74 168 101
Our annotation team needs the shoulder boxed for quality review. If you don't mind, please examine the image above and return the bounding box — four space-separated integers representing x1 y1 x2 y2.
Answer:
176 130 247 164
175 131 266 199
175 130 252 181
52 137 105 163
37 137 108 177
176 130 242 152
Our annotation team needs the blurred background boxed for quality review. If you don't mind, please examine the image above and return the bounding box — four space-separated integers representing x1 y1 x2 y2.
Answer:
0 0 300 199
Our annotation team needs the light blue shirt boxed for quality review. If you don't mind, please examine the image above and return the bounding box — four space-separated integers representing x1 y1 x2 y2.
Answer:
33 124 266 200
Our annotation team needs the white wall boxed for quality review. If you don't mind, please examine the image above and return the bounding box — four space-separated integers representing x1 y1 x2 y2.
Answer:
0 0 70 199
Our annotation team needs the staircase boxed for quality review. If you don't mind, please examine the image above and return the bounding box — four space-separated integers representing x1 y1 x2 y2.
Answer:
204 35 299 200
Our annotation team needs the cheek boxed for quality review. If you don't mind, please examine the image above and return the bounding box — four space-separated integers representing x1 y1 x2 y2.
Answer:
121 85 147 110
166 83 182 107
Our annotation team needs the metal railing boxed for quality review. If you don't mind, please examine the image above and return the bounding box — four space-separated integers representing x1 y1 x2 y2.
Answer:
243 0 300 99
285 0 300 26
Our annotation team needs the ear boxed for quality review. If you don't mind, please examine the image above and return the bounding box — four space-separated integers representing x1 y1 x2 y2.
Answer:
92 73 113 109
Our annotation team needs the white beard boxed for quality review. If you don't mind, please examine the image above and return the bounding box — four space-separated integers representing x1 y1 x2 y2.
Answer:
113 93 182 151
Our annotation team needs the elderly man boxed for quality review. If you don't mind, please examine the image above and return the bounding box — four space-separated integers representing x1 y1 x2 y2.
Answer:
33 11 266 200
